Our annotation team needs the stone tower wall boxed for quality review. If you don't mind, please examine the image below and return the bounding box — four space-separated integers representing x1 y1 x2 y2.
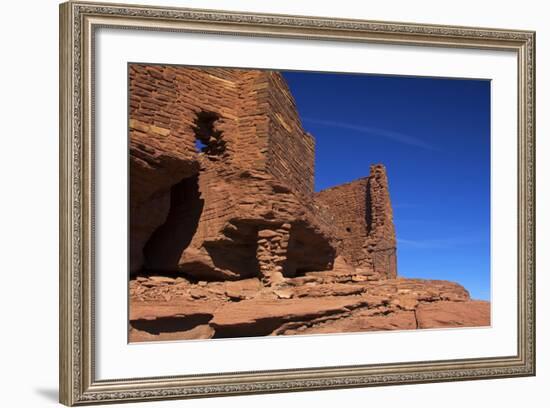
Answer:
129 65 335 278
263 72 315 199
129 64 395 283
315 165 397 279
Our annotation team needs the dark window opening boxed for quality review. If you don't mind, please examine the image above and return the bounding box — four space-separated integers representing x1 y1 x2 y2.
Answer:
192 110 226 156
346 227 352 233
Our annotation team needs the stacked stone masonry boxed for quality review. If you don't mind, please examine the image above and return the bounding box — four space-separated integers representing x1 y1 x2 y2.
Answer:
315 166 397 280
128 65 489 341
129 64 396 283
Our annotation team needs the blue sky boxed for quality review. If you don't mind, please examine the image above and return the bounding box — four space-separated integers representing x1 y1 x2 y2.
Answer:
282 71 491 301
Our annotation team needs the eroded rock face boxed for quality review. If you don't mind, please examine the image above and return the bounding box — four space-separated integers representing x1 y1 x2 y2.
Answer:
128 273 490 342
128 65 490 342
415 301 491 329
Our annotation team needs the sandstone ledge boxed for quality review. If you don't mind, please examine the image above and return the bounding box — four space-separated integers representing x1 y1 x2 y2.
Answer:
129 275 490 342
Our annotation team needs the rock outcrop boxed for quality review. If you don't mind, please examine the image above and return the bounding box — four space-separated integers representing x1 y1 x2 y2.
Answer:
129 274 489 342
128 64 490 342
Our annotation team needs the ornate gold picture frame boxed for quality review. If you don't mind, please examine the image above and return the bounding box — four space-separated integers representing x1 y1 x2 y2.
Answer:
59 1 535 405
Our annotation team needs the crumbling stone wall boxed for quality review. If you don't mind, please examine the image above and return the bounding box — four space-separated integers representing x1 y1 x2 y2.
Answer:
129 65 336 283
127 66 492 343
315 165 397 280
129 65 244 273
130 64 396 285
315 178 370 267
365 165 398 279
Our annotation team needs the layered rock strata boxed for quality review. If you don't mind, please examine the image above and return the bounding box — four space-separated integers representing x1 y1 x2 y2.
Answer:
129 274 490 342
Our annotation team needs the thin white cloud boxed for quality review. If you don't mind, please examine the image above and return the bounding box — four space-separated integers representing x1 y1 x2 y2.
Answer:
303 117 438 151
398 233 488 249
397 238 455 249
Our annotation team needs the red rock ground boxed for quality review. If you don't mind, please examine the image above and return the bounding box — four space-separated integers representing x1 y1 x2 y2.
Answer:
129 272 490 342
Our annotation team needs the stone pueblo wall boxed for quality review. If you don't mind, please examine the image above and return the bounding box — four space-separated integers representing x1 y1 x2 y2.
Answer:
129 65 336 283
315 164 397 280
128 65 489 342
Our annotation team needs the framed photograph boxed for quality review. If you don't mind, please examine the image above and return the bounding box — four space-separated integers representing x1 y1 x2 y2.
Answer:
59 1 536 405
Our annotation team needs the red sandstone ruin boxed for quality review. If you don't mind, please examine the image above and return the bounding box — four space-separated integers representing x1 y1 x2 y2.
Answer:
128 65 490 342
